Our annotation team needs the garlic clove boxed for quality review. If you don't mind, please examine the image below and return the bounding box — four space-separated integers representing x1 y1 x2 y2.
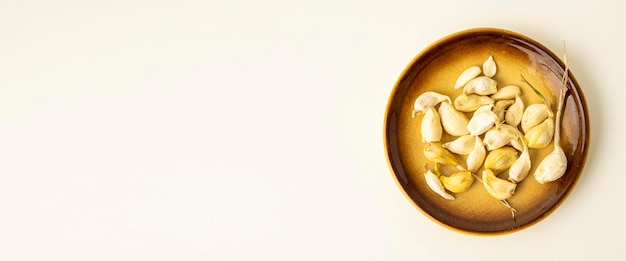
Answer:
484 147 518 174
453 94 494 112
483 124 521 151
425 170 455 200
534 145 568 184
524 118 554 149
454 66 482 89
466 109 500 136
412 91 451 117
482 56 497 78
467 135 486 173
491 85 521 100
463 76 498 95
508 138 531 183
438 102 470 136
482 169 516 200
505 95 524 127
421 107 442 143
440 171 474 193
493 99 514 122
424 142 461 168
521 103 549 133
443 135 475 155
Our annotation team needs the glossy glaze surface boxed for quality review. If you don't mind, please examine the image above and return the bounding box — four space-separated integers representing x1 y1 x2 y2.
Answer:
384 28 589 235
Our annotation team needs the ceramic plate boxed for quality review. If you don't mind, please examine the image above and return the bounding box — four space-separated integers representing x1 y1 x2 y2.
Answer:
383 28 589 235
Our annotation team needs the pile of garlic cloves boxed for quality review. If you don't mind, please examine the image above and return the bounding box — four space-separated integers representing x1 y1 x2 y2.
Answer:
414 55 569 207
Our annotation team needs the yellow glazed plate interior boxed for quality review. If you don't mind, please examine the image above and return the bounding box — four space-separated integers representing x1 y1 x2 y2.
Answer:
384 28 589 235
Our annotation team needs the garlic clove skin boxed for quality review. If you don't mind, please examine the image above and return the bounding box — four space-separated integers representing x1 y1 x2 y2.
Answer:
482 169 516 200
482 56 497 78
453 94 494 112
412 91 451 117
440 171 474 193
466 109 500 136
534 145 568 184
443 135 475 155
508 138 531 183
421 107 442 143
521 103 549 133
491 85 521 100
483 124 521 151
438 102 470 136
454 66 482 89
524 118 554 149
467 135 486 173
425 170 455 200
484 147 518 174
505 95 524 127
463 76 498 95
493 99 514 122
423 142 460 168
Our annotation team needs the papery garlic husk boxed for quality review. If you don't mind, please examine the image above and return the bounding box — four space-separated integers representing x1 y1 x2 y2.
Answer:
466 109 500 136
493 100 514 122
524 117 554 149
453 94 494 112
413 91 451 117
454 66 482 89
534 145 567 184
440 171 474 193
421 107 442 143
467 135 486 173
521 103 550 133
484 147 518 174
442 135 475 155
424 142 461 168
508 138 531 183
438 101 470 136
482 56 497 78
491 85 521 100
425 169 454 200
483 124 521 151
482 169 517 200
463 76 498 95
505 95 524 127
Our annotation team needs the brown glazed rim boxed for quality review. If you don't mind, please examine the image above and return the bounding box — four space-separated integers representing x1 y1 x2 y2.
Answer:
383 27 590 235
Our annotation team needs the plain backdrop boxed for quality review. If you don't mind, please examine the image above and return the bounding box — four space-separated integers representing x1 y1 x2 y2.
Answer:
0 0 622 260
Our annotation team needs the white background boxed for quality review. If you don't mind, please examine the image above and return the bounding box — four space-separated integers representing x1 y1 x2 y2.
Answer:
0 0 622 260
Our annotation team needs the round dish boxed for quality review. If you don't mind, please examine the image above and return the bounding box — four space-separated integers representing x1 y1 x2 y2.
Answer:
383 28 589 235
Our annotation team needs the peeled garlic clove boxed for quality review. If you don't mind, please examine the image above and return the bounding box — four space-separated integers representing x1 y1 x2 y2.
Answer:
424 142 460 168
425 170 455 200
473 104 494 116
482 169 516 200
454 66 482 89
493 99 514 122
467 135 486 173
421 107 442 143
508 139 531 183
483 124 521 151
534 145 567 184
505 95 524 127
438 102 470 136
463 76 498 95
482 56 497 78
453 94 494 112
466 109 500 136
491 85 521 100
440 171 474 193
443 135 475 155
521 103 549 133
524 118 554 149
412 91 451 117
509 138 524 151
484 147 518 174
